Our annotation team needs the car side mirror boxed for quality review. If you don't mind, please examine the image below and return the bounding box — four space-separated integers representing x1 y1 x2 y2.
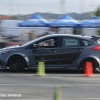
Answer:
33 44 38 48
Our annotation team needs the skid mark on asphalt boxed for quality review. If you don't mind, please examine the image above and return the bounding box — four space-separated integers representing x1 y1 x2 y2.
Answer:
47 76 100 81
73 98 100 100
0 98 100 100
0 83 100 87
60 98 100 100
0 99 51 100
1 73 100 81
1 73 100 77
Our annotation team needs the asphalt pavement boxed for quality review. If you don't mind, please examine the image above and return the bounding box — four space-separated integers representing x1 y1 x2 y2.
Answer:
0 69 100 100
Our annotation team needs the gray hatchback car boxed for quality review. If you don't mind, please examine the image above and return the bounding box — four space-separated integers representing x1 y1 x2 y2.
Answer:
0 34 100 72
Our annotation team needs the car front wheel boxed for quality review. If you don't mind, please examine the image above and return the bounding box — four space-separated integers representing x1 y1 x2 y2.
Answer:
8 56 25 72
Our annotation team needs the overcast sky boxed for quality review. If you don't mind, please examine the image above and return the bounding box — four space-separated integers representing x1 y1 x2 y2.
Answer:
0 0 100 15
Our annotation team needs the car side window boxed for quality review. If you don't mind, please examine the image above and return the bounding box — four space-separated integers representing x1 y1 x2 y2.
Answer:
82 40 92 46
62 37 80 47
36 37 59 48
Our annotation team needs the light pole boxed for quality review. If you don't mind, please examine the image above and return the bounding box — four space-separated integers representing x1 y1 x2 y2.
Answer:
79 0 85 20
60 0 65 17
8 0 14 16
89 0 95 14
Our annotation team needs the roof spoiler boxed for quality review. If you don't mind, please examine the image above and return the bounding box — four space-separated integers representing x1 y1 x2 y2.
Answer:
91 35 100 41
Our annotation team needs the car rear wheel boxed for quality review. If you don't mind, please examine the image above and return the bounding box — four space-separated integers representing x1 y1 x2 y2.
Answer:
80 58 97 73
8 56 25 72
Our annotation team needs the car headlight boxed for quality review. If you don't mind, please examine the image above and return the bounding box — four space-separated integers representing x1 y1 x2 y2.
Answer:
0 49 9 54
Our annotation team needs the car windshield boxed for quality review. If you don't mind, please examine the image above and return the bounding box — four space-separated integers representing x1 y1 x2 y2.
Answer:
21 36 47 47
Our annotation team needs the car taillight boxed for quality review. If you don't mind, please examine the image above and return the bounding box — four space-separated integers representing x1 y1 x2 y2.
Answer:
92 46 100 51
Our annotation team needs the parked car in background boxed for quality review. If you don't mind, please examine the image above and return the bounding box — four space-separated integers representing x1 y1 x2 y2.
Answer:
0 34 100 72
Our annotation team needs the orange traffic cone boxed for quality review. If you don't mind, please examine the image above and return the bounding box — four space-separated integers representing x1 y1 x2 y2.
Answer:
84 62 94 77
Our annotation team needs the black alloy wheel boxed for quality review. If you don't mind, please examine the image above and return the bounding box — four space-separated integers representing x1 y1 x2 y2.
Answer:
8 56 25 72
80 58 97 73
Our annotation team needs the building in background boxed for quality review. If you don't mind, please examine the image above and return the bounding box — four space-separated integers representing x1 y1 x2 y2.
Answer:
0 15 13 21
0 15 13 35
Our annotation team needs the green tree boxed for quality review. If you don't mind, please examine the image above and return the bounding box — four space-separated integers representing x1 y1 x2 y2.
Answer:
94 6 100 35
94 7 100 17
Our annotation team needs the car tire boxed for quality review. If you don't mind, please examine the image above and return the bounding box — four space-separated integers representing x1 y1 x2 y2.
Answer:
8 56 25 72
80 59 97 73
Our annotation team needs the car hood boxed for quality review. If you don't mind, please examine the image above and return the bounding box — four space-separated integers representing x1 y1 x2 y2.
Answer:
0 45 21 50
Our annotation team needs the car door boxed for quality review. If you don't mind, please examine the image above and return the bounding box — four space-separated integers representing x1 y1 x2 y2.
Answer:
30 37 61 68
57 37 84 66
